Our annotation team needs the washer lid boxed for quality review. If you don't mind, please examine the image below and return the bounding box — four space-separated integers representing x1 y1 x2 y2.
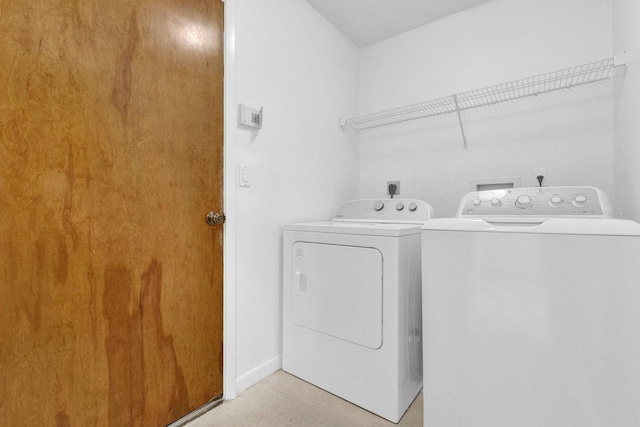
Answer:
284 221 422 237
421 217 640 236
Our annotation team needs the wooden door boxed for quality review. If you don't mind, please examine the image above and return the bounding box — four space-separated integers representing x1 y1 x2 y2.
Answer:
0 0 224 425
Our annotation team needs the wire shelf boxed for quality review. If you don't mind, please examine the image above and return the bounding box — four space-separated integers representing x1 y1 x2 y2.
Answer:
341 56 626 132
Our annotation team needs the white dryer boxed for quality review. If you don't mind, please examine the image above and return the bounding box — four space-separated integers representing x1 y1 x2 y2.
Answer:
421 186 640 427
283 198 434 423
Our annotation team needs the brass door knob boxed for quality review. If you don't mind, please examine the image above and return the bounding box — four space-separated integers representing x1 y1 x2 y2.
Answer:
206 211 225 226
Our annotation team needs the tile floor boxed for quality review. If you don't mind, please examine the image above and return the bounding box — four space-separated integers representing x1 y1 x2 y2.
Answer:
185 370 423 426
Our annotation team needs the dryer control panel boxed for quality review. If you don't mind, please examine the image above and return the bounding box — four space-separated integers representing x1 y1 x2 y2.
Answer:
334 198 435 223
458 186 613 218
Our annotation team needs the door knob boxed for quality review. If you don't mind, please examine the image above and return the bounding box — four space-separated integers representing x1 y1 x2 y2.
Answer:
206 211 225 226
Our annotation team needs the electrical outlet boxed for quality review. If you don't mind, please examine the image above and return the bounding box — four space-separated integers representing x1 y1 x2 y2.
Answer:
533 168 548 187
387 181 401 196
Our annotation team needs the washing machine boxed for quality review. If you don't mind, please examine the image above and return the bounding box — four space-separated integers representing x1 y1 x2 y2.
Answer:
283 198 434 423
421 186 640 427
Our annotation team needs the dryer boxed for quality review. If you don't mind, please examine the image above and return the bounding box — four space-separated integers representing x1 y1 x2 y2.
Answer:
421 186 640 427
283 198 434 423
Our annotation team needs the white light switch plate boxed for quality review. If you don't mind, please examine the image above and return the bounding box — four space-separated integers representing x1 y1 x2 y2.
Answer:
239 164 250 187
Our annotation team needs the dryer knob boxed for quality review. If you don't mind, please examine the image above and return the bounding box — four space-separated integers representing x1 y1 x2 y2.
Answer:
408 202 418 212
374 201 384 211
573 195 589 206
396 202 405 211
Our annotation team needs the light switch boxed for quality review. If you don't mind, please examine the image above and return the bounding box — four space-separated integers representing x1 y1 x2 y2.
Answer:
239 164 250 187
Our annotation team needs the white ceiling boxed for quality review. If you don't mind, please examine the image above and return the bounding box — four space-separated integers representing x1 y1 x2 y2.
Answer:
306 0 493 47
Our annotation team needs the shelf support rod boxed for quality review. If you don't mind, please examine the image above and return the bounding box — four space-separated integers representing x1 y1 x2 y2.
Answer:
453 95 468 150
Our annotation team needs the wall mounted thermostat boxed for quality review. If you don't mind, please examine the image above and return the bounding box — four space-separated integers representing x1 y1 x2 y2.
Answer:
238 104 263 129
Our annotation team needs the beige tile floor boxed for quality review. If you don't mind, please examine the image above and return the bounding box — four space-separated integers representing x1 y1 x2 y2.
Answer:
186 370 423 426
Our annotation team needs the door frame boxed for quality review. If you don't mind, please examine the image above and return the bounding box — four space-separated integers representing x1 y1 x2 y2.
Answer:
223 0 239 401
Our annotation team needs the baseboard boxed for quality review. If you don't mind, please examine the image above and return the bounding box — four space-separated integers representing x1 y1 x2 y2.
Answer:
235 354 282 396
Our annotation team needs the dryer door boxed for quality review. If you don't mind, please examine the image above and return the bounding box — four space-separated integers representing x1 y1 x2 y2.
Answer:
291 242 383 349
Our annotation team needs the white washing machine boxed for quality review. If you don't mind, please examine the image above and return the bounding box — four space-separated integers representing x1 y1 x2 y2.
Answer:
421 186 640 427
283 198 435 423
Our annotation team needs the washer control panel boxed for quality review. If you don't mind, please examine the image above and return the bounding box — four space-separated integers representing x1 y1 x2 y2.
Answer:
458 186 612 217
334 198 435 223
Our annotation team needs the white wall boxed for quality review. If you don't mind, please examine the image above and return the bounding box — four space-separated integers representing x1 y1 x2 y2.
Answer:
228 0 359 395
225 0 629 398
613 0 640 221
358 0 614 217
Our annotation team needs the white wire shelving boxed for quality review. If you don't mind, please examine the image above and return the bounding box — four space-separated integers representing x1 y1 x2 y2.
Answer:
340 53 628 149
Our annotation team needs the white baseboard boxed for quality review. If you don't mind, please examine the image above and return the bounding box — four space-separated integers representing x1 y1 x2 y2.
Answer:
234 354 282 396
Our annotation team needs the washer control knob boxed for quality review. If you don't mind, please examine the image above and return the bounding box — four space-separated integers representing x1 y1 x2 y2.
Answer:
515 195 534 209
374 201 384 211
408 202 418 212
396 202 405 211
472 199 482 207
573 195 588 206
550 196 564 207
490 198 502 207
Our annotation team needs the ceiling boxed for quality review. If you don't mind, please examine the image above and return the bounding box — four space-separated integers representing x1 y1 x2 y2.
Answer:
305 0 493 47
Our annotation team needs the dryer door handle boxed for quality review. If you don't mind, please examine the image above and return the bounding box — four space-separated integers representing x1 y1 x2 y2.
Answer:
294 271 307 295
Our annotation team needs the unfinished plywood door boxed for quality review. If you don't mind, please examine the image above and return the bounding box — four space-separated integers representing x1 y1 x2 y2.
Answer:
0 0 224 425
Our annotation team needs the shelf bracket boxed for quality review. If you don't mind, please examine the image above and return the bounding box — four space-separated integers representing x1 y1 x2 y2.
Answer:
614 51 629 67
453 95 468 150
